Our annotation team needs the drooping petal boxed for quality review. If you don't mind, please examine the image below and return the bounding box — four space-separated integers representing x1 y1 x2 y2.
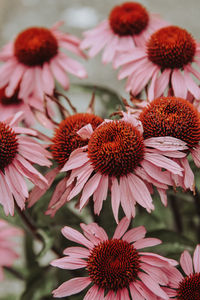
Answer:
52 277 91 297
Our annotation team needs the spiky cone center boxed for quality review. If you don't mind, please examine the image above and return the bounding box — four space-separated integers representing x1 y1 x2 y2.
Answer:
140 97 200 149
0 122 18 170
147 26 196 69
87 120 144 177
14 27 58 66
87 239 140 291
177 273 200 300
50 113 103 166
0 87 22 105
109 2 149 36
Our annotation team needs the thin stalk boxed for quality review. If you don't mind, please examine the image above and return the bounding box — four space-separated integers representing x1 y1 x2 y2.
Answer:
15 204 62 258
169 193 183 233
4 266 24 281
192 188 200 243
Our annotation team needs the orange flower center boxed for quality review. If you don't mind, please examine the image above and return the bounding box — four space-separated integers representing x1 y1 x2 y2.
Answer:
0 122 18 170
177 273 200 300
14 27 58 66
140 97 200 148
87 120 144 177
0 87 22 106
50 113 103 167
87 239 140 291
147 26 196 69
109 2 149 36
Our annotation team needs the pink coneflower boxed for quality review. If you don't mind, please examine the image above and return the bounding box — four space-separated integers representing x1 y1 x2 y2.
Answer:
115 26 200 100
0 22 87 104
81 2 166 64
0 219 23 281
139 96 200 193
28 111 103 217
0 112 51 216
165 244 200 299
62 112 187 222
51 217 177 299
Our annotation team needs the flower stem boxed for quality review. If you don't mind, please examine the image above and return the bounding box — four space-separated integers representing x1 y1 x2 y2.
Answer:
15 204 62 258
169 193 183 233
4 266 24 281
192 188 200 243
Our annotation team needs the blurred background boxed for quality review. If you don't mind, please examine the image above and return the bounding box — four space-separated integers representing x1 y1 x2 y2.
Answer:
0 0 200 299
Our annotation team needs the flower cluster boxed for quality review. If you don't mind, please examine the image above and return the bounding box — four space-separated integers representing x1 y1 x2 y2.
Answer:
0 2 200 300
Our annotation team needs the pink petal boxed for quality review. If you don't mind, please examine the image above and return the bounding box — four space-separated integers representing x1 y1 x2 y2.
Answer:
46 183 73 217
180 250 193 275
154 69 171 98
5 64 26 97
140 263 168 285
133 238 161 249
63 246 90 258
104 290 116 300
144 152 183 175
119 288 130 300
193 244 200 273
83 285 99 300
42 62 54 95
141 252 178 267
56 53 87 78
157 188 168 206
79 173 102 210
68 164 94 200
114 48 145 68
112 217 130 239
138 272 168 299
120 176 132 219
127 173 154 212
141 160 172 186
61 148 89 172
191 146 200 167
51 257 87 269
129 282 144 300
144 136 187 151
34 67 44 100
171 69 187 98
127 62 158 95
13 155 48 189
116 35 135 52
93 175 109 215
184 67 200 99
50 58 69 90
5 163 28 198
122 226 146 243
102 35 119 64
181 157 194 191
62 226 93 249
18 68 35 99
111 177 120 223
77 124 93 139
52 277 91 297
147 68 160 101
0 171 14 216
28 167 59 207
47 177 68 209
80 222 108 245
